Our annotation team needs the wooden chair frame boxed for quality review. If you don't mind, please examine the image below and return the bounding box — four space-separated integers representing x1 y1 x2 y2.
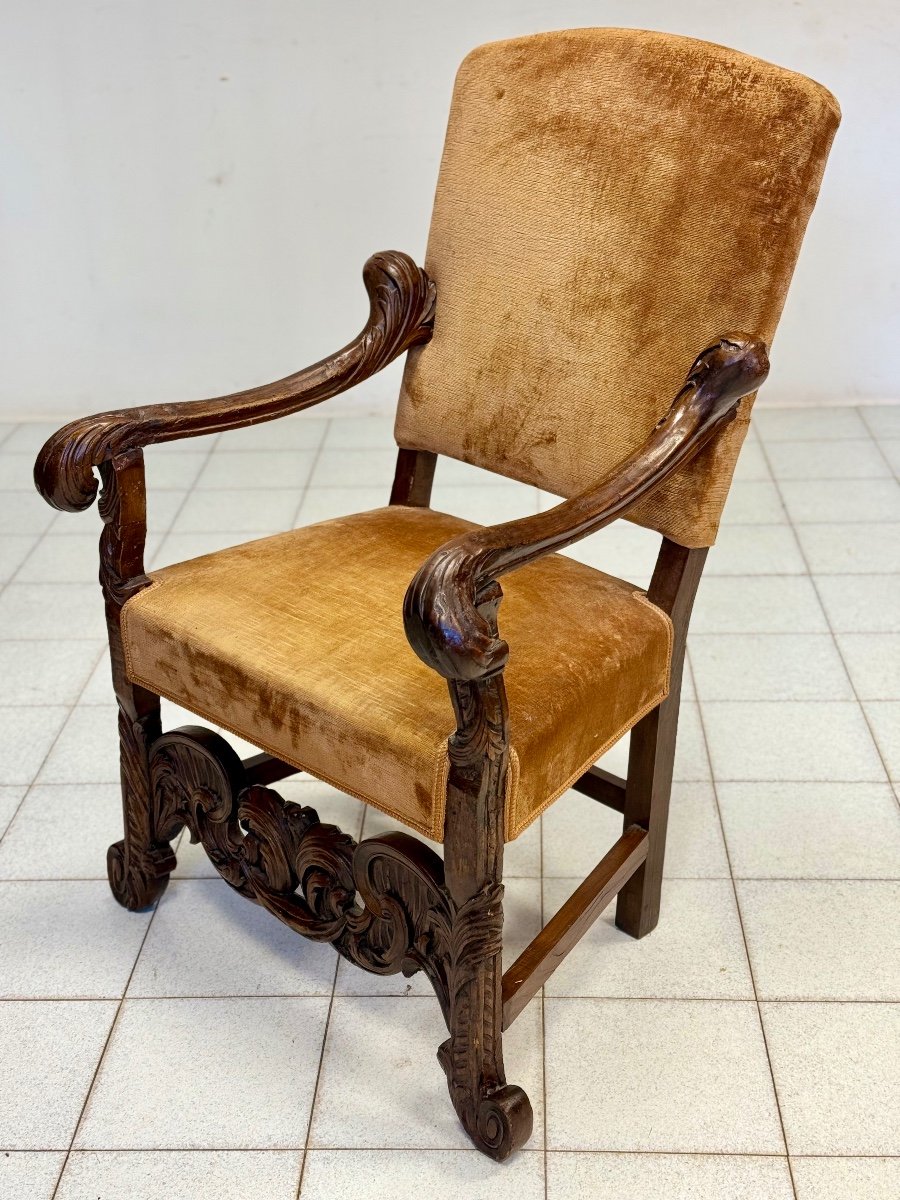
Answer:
35 252 768 1160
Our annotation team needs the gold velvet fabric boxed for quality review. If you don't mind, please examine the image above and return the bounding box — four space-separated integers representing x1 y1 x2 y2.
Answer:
121 507 672 841
395 28 840 547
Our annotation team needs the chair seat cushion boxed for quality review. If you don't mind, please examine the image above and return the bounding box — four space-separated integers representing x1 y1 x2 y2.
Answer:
122 506 672 841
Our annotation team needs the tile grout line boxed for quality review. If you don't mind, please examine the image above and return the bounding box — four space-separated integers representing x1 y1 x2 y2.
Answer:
859 407 900 482
287 417 334 533
47 890 166 1198
294 970 339 1199
755 421 898 811
691 682 799 1199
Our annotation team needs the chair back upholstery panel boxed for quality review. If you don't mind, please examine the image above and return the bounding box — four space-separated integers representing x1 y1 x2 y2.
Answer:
395 28 840 546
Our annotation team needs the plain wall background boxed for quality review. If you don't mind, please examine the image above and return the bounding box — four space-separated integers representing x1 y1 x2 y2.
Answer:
2 0 897 419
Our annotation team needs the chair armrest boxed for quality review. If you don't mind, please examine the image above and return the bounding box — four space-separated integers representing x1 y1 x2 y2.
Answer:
404 333 769 681
34 251 435 513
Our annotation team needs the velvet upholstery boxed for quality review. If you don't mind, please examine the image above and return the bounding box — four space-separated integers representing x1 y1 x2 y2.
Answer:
121 507 672 841
395 28 840 547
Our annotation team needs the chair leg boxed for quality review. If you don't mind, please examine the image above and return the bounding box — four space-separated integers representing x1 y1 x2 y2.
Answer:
615 537 708 939
106 681 175 911
438 676 533 1160
614 697 678 938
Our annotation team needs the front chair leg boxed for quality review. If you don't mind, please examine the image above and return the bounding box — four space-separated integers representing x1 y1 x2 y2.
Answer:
439 676 533 1160
107 684 174 910
96 450 177 910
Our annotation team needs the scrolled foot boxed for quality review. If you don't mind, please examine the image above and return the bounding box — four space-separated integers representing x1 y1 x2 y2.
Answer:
107 838 174 911
437 1037 533 1161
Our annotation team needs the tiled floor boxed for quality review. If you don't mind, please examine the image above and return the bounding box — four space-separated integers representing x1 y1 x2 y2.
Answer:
0 406 898 1199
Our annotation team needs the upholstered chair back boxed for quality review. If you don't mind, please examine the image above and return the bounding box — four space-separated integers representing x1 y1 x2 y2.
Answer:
395 28 839 547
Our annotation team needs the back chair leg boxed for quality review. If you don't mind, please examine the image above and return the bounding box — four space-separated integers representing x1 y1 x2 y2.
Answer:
439 676 533 1160
616 538 708 939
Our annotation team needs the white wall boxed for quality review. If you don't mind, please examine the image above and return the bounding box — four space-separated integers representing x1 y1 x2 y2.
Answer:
2 0 898 418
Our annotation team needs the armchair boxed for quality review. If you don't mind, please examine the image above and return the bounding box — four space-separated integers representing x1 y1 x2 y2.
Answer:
34 28 838 1160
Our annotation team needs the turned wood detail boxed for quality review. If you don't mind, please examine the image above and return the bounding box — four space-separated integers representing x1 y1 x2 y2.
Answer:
403 334 769 681
34 250 435 513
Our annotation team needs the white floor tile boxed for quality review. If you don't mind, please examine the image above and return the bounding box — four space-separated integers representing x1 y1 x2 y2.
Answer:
815 574 900 633
431 484 539 524
795 522 900 574
544 998 783 1151
791 1155 900 1200
56 1150 303 1200
673 702 713 779
766 437 892 480
75 996 329 1149
295 487 389 524
310 996 544 1149
738 880 900 1000
691 574 828 634
836 633 900 699
152 529 275 568
0 583 107 640
0 880 151 998
880 439 900 473
547 1151 794 1200
0 706 70 785
37 706 120 784
195 450 316 491
542 878 753 999
142 450 208 490
761 1001 900 1154
732 439 773 480
14 534 154 584
717 781 900 878
863 701 900 778
564 520 659 588
779 480 900 525
720 479 786 524
541 783 729 880
755 407 870 441
0 786 25 839
127 879 337 997
3 423 76 455
860 405 900 440
0 492 56 536
172 489 302 533
0 641 103 706
0 1000 116 1150
0 535 40 582
701 701 886 782
0 784 122 879
321 416 394 449
310 448 398 488
302 1148 545 1199
705 524 806 576
690 633 852 701
0 1152 66 1200
218 415 327 451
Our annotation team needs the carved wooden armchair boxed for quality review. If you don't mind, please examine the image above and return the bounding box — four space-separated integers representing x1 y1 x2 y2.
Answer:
34 30 838 1160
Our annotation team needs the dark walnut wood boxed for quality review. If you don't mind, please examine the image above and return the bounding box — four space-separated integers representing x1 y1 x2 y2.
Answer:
34 250 435 513
403 333 768 681
131 724 528 1159
33 287 769 1163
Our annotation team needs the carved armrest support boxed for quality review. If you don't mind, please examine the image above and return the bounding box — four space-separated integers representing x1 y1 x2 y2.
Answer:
404 334 769 681
34 251 435 512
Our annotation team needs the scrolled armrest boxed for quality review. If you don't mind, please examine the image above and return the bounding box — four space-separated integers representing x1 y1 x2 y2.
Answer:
404 333 769 681
35 251 435 512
